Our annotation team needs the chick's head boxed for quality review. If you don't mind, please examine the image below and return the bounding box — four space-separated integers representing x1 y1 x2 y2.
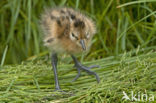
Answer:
68 18 96 51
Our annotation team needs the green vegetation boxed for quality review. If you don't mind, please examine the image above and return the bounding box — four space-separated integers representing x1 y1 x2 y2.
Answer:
0 0 156 102
0 0 156 64
0 47 155 102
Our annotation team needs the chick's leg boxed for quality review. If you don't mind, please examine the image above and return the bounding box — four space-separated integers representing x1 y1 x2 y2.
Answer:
51 53 60 90
71 55 100 83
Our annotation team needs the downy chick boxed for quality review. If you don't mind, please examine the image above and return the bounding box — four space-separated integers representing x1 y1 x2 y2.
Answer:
40 7 100 91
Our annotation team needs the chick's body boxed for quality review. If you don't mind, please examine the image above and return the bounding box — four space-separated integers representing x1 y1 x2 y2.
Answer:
40 7 100 91
41 7 96 54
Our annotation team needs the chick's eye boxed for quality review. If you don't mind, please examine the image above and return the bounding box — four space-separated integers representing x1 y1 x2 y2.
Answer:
72 33 78 40
72 33 75 37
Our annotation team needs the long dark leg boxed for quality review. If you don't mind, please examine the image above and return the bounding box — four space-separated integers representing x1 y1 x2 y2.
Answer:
51 53 60 90
71 55 100 83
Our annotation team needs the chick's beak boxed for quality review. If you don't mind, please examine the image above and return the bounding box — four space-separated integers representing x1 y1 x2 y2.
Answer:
80 39 86 50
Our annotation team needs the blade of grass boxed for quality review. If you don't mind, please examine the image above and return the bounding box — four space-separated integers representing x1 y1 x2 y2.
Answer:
6 0 21 43
0 45 8 67
75 0 80 9
117 11 156 41
117 0 156 8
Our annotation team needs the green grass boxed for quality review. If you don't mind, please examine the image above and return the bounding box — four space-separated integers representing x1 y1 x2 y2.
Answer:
0 47 155 102
0 0 156 64
0 0 156 102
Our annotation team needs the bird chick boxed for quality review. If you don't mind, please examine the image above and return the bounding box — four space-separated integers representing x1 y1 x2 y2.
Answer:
40 7 100 91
